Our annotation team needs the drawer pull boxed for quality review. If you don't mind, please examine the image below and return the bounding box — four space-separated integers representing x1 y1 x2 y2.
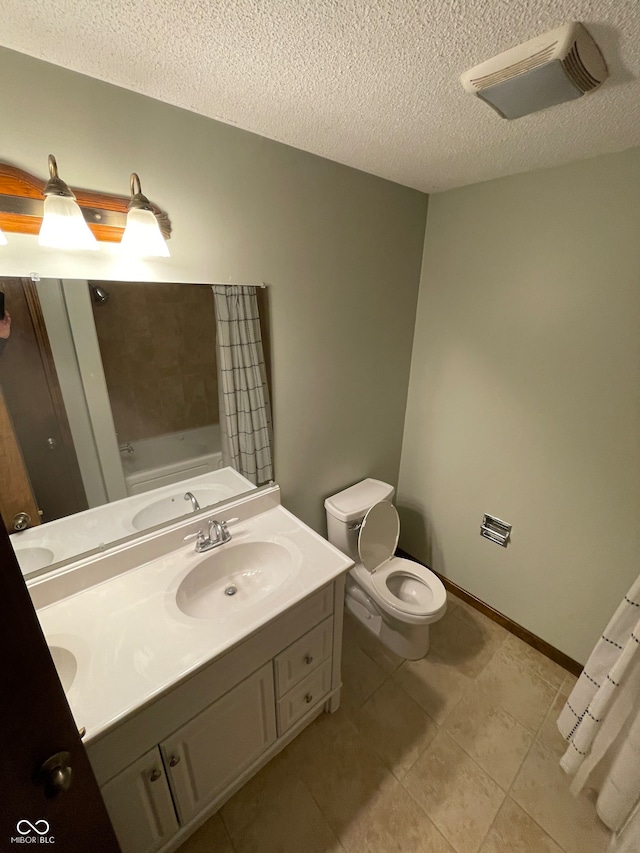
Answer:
305 693 313 704
149 769 162 782
169 755 181 768
304 654 314 665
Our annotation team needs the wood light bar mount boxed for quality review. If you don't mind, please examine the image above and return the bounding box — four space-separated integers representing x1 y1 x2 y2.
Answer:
0 162 171 243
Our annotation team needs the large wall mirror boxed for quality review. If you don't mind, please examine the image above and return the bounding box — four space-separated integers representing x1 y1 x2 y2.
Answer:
0 276 273 578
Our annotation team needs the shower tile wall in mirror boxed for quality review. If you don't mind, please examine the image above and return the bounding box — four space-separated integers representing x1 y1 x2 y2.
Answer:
0 276 273 578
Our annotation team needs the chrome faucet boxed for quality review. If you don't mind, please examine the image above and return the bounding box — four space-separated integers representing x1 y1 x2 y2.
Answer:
183 517 237 553
119 442 134 454
207 518 225 543
184 491 201 513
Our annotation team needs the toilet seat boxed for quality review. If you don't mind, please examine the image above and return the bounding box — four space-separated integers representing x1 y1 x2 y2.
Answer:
353 502 447 624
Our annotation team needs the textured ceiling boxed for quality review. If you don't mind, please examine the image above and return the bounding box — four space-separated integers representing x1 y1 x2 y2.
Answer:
1 1 639 192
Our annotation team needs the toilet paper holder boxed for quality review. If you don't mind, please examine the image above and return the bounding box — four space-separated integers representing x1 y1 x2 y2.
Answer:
480 514 512 547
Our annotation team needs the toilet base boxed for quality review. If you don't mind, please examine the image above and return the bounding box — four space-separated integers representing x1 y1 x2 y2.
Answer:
345 591 431 660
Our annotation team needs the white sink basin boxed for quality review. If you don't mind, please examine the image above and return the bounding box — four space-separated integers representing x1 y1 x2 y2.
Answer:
176 542 296 619
15 547 55 573
131 486 231 531
49 645 77 693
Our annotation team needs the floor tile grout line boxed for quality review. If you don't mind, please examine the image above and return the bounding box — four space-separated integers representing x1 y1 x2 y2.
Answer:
342 677 442 787
441 701 533 793
473 681 569 853
397 726 508 853
347 665 441 735
428 613 561 851
474 795 571 853
398 769 467 853
290 746 368 853
499 633 572 692
504 682 564 798
496 649 569 692
219 810 241 853
344 610 576 852
502 690 575 853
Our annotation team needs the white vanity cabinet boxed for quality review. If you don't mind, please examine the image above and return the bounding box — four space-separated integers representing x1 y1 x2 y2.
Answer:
88 578 345 853
100 747 178 853
161 662 277 824
101 663 277 852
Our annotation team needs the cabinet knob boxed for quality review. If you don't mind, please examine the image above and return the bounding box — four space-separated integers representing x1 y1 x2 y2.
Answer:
149 769 162 782
305 693 313 704
304 654 313 665
169 755 181 767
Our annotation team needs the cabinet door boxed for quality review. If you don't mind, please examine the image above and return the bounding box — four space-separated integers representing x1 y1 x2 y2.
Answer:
101 746 179 853
162 662 277 824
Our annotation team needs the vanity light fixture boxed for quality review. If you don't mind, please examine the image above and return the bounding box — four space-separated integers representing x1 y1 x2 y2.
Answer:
0 160 172 247
120 173 170 258
38 155 98 251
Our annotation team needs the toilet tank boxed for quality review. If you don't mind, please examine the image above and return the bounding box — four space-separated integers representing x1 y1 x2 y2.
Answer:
324 478 395 560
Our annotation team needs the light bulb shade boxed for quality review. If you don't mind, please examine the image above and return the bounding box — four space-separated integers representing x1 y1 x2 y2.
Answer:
120 207 170 257
0 226 7 246
38 194 98 250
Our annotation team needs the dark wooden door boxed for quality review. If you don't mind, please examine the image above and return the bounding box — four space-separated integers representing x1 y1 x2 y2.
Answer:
0 385 41 531
0 277 88 524
0 521 120 851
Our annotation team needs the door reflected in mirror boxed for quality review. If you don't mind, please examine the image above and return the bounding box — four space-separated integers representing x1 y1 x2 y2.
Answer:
0 277 273 578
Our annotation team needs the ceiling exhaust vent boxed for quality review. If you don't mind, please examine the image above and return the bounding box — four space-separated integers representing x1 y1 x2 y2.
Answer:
460 23 608 119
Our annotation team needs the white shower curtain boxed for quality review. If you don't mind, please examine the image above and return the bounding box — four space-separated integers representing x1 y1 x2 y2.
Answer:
557 574 640 850
212 285 273 485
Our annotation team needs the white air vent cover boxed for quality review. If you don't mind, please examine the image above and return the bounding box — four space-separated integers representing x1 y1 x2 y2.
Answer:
461 23 608 120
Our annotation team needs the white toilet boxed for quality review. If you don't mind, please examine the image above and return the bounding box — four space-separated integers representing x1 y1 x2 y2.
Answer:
325 478 447 660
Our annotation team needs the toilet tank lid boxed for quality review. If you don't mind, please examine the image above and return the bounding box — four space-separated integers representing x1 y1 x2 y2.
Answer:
324 478 395 523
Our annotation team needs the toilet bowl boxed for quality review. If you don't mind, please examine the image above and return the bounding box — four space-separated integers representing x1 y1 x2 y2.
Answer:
325 479 446 660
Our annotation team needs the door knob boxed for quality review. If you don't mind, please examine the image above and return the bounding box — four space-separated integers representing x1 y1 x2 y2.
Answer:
13 512 31 531
38 751 73 797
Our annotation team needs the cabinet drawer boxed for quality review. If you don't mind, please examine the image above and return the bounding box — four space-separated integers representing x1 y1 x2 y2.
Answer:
274 616 333 696
277 659 332 734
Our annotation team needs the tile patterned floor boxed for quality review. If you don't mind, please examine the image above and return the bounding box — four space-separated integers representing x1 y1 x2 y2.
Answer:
178 593 610 853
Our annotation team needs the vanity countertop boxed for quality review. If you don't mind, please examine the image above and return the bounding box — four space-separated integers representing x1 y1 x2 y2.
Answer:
33 497 353 743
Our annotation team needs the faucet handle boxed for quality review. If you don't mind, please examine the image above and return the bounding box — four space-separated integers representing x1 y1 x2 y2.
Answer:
183 529 205 543
219 517 240 542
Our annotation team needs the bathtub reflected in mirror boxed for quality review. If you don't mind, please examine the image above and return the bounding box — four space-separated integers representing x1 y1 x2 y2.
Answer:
0 276 272 578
